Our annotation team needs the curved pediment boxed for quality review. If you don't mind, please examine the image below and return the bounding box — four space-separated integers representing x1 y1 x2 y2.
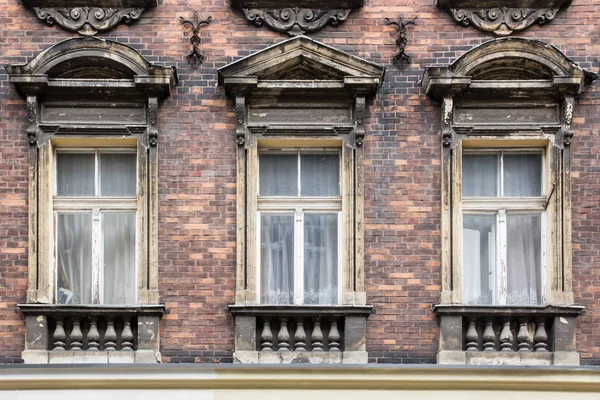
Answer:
218 35 385 95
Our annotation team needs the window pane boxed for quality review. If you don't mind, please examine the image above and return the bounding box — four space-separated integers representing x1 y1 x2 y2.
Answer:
504 153 542 197
507 214 542 305
304 214 338 305
301 153 340 196
56 153 95 196
259 154 298 196
102 212 136 304
260 214 294 304
57 213 93 304
100 153 136 196
463 214 496 305
462 154 499 197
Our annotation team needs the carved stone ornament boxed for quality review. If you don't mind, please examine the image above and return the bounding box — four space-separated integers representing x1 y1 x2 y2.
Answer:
21 0 157 36
435 0 572 36
242 8 351 36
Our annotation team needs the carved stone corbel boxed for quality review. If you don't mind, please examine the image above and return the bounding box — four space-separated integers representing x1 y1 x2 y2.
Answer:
241 8 351 36
354 96 366 147
26 96 39 146
561 95 575 147
235 96 247 146
147 97 158 147
442 97 455 147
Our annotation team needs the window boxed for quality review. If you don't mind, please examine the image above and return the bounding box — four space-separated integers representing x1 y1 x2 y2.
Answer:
55 150 137 305
461 150 545 306
258 150 341 305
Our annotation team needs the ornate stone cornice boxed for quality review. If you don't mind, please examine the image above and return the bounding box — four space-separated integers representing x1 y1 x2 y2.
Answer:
435 0 572 36
21 0 157 36
241 8 351 36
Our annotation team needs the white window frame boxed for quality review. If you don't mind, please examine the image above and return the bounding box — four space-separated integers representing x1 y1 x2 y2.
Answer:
53 148 138 305
461 148 547 306
256 148 343 305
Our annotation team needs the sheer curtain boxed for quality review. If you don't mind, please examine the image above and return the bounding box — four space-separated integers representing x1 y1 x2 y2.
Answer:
504 154 542 197
56 153 95 196
100 153 137 196
57 213 92 304
300 153 339 196
463 214 496 305
103 212 136 304
304 214 338 304
462 154 498 197
259 154 297 196
507 214 542 305
260 214 294 304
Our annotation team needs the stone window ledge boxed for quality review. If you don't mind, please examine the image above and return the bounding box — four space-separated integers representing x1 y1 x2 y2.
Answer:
18 304 166 364
229 305 372 364
433 305 584 366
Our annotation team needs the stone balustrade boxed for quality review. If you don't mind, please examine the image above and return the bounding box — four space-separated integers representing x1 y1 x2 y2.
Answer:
18 304 166 363
433 305 584 366
228 305 372 363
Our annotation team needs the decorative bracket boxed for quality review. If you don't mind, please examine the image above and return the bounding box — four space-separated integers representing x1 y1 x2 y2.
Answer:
441 97 454 147
235 96 247 146
435 0 572 36
147 97 158 146
21 0 157 36
180 12 212 67
241 8 351 36
561 96 575 147
354 96 366 147
385 15 416 67
26 96 39 146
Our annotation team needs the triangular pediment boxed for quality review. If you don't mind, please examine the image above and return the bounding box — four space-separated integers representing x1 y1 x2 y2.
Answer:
218 36 385 94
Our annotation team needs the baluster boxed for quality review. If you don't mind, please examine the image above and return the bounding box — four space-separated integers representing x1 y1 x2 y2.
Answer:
260 318 273 351
278 318 290 351
121 317 134 351
465 319 478 351
104 317 117 351
328 318 341 352
52 317 66 351
87 317 100 351
517 320 532 352
311 317 324 352
70 317 83 351
534 319 548 352
499 320 514 352
482 320 496 351
294 319 307 351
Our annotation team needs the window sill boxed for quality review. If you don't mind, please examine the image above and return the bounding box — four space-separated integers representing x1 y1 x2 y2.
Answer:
18 304 166 364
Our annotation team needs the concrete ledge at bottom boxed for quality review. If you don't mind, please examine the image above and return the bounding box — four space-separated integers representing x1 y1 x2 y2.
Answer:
437 350 580 366
22 350 162 364
234 350 368 364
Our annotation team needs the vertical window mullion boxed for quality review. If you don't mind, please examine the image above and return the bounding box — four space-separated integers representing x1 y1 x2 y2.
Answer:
499 150 504 197
95 149 99 196
294 208 304 305
92 207 101 304
497 209 507 305
297 150 301 197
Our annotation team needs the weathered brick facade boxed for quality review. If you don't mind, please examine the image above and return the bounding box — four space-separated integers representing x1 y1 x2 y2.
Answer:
1 0 599 365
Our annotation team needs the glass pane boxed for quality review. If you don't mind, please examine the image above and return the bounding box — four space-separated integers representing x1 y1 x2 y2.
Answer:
301 153 340 196
57 213 93 304
260 214 294 304
259 154 298 196
100 153 137 197
507 214 542 305
56 153 95 196
504 153 542 197
463 214 496 305
462 154 499 197
102 213 136 304
304 214 338 305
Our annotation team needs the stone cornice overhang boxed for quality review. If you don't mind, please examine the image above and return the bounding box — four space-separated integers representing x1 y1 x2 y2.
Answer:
2 364 600 391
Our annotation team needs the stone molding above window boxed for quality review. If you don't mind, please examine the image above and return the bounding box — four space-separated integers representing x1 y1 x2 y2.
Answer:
219 36 384 363
435 0 572 36
422 37 596 366
21 0 157 36
6 37 177 364
231 0 363 36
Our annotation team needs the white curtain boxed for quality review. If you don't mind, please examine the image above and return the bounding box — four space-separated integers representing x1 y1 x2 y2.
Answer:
100 153 137 196
260 214 294 304
56 153 95 196
259 154 297 196
504 153 542 197
463 214 496 305
462 154 498 197
507 214 542 305
300 153 339 196
102 212 136 304
57 213 93 304
304 214 338 304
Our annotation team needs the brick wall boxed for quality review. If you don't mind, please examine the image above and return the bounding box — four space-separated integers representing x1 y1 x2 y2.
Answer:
1 0 599 364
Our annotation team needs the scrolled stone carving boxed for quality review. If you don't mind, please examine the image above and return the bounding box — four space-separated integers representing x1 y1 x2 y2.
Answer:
242 7 351 36
31 6 146 36
450 7 559 36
